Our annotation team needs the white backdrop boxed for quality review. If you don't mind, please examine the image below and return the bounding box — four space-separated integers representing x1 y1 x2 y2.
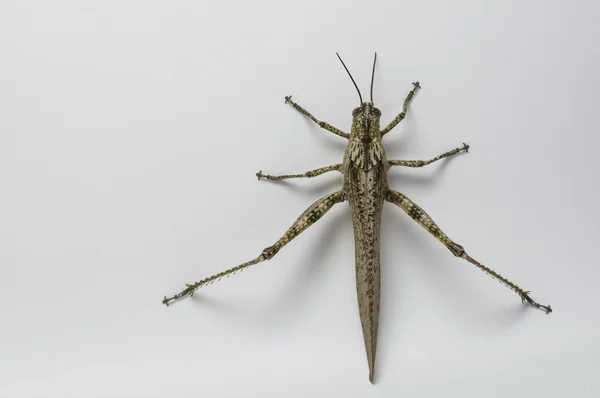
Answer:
2 1 599 397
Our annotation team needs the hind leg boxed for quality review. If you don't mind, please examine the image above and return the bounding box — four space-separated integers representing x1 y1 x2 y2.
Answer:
163 190 346 305
386 189 552 313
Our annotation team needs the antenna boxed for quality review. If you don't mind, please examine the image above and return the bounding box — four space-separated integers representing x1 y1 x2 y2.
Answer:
336 52 363 104
370 52 377 104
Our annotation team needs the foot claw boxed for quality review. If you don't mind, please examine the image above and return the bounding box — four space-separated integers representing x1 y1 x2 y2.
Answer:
413 82 421 90
284 95 292 104
162 285 195 306
462 143 470 152
256 170 263 181
521 292 552 314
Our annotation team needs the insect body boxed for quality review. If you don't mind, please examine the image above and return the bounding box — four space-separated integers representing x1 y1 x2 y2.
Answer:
344 102 387 381
163 54 552 383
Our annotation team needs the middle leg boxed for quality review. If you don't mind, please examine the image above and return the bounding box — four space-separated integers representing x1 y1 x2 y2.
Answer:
385 189 552 313
257 164 342 181
389 143 469 168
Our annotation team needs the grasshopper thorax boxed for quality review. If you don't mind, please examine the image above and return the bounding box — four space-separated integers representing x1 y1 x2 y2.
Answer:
347 102 385 170
351 102 382 143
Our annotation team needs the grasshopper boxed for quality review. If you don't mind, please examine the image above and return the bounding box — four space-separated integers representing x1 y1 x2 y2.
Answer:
162 53 552 382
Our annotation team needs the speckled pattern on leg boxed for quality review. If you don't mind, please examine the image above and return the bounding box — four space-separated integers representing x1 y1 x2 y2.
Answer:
162 190 345 306
385 189 552 314
380 82 421 137
285 96 350 139
256 164 342 181
389 143 469 168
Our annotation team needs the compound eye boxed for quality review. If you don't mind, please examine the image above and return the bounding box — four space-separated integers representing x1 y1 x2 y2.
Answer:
352 107 361 116
372 108 381 116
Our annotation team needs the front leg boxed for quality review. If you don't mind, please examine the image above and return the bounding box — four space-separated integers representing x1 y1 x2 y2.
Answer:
163 190 346 305
285 96 349 139
385 189 552 314
389 143 469 168
257 164 342 181
380 82 421 137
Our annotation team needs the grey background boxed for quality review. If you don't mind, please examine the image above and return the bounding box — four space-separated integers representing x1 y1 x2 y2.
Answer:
2 1 599 397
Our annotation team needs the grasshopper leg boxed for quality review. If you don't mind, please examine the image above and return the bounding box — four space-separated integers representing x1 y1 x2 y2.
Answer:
389 143 469 168
163 190 346 306
256 164 342 181
284 96 349 139
380 82 421 137
385 189 552 314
